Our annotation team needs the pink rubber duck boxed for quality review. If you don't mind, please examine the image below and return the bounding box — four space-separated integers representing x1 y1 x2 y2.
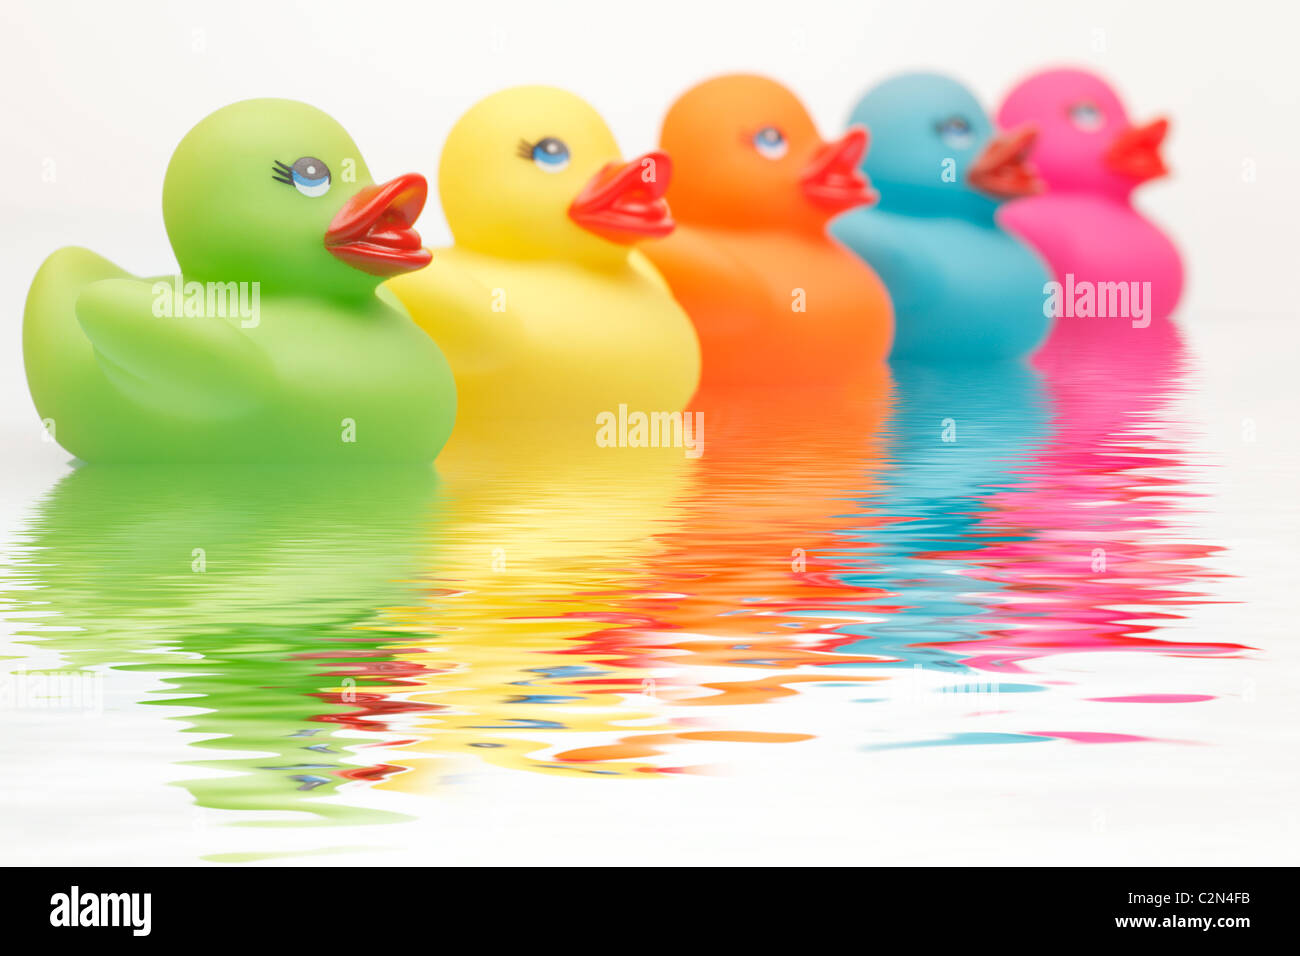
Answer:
997 68 1183 342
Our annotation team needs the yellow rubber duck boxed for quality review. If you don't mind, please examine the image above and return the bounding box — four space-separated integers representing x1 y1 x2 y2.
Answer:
386 86 700 434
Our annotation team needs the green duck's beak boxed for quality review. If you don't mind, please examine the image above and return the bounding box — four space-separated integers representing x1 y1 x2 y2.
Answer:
324 173 433 276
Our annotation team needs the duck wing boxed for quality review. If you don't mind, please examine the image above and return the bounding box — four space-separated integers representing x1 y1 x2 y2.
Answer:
386 255 524 377
830 211 936 313
642 227 770 327
75 277 273 419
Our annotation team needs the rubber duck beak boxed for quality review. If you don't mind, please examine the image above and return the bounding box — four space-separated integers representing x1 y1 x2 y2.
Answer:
800 127 876 211
568 151 675 243
968 125 1043 199
1105 117 1170 181
325 173 433 276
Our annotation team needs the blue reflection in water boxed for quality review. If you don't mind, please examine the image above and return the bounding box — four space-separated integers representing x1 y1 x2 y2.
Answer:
826 359 1051 672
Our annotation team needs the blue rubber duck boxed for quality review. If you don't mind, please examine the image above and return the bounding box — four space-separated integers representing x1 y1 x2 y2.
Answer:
831 73 1052 363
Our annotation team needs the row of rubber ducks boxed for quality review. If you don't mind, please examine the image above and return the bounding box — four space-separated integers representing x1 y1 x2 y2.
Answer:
23 67 1183 463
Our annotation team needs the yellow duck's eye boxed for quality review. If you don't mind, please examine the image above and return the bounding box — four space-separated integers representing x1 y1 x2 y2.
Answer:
272 156 331 197
518 137 570 173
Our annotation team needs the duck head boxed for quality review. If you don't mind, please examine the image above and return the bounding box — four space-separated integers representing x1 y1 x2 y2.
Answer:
848 72 1041 219
660 74 877 233
997 68 1170 199
439 85 672 267
163 98 431 300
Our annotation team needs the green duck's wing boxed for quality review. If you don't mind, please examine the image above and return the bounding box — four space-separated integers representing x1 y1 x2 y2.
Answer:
374 282 407 315
75 277 273 419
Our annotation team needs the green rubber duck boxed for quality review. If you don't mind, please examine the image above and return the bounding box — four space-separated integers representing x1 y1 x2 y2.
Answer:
23 98 456 463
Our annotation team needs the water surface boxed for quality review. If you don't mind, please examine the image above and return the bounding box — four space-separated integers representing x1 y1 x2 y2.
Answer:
1 318 1293 864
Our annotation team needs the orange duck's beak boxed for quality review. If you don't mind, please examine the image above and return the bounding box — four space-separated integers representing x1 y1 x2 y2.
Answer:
801 126 877 212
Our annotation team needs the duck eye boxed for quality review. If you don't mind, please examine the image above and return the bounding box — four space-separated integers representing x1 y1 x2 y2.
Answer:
753 126 787 160
527 137 570 173
272 156 331 196
1068 102 1105 132
936 115 974 150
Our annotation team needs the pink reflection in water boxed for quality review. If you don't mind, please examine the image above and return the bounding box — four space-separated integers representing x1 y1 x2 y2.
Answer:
1027 731 1166 744
920 321 1248 673
1089 694 1215 704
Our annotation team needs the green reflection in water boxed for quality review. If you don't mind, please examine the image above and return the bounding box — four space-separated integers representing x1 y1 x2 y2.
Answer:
4 464 444 826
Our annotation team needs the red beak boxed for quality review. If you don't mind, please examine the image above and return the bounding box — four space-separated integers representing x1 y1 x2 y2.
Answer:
324 173 433 277
569 151 675 243
968 125 1043 199
801 127 876 211
1105 118 1169 182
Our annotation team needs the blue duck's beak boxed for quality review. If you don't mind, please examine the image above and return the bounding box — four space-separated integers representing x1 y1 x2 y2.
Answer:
969 125 1043 199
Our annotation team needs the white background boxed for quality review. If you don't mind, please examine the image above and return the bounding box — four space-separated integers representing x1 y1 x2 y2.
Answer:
2 0 1297 327
2 1 1296 442
1 0 1298 865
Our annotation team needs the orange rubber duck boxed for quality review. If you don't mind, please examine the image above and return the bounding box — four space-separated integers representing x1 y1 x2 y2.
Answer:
643 74 893 391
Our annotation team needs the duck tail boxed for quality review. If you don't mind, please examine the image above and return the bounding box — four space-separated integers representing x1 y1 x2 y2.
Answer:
22 246 132 441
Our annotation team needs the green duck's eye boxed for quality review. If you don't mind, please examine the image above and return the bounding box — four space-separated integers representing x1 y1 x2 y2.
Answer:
272 156 331 197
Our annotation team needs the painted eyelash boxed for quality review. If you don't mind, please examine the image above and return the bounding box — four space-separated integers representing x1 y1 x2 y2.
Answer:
271 159 293 185
516 138 537 159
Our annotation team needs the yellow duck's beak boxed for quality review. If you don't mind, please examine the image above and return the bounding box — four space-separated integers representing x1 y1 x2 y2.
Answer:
568 151 675 243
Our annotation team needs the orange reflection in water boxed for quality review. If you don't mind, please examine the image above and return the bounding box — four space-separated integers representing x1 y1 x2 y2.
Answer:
5 329 1247 825
370 374 897 784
